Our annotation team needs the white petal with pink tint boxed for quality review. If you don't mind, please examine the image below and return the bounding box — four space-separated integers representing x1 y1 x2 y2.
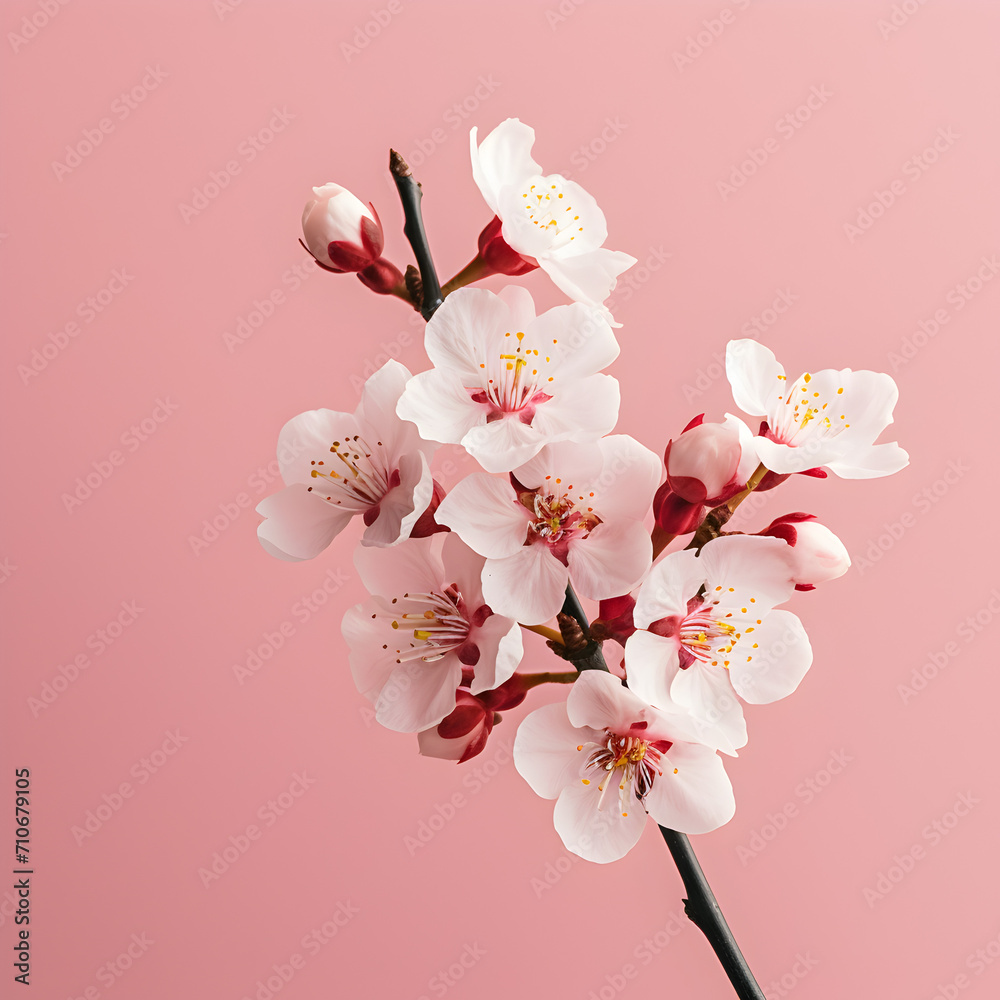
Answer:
727 609 812 705
481 544 570 626
258 361 437 559
436 474 530 560
256 484 353 561
514 671 735 863
726 339 908 479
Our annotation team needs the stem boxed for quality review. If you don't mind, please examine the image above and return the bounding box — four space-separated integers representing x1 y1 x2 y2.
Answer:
658 829 765 999
440 253 494 297
651 524 676 560
389 150 443 320
559 586 609 672
688 463 770 552
521 623 565 645
723 463 769 515
518 670 578 689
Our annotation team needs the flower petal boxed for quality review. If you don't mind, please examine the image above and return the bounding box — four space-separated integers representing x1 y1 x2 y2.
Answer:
375 656 463 733
696 534 797 615
396 369 485 446
276 409 361 486
539 248 636 314
623 630 681 708
589 435 663 522
352 533 445 601
468 613 523 694
256 484 353 560
669 662 748 751
436 474 529 559
728 608 812 704
726 339 784 416
553 780 647 863
644 742 736 834
634 548 706 628
567 520 652 601
470 119 540 214
360 451 434 547
513 702 597 799
481 545 569 625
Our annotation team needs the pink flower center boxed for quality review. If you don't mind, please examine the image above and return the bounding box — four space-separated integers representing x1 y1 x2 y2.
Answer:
576 731 672 818
470 329 555 424
519 177 586 250
524 487 601 564
374 584 486 666
651 593 763 670
306 434 388 508
770 372 851 445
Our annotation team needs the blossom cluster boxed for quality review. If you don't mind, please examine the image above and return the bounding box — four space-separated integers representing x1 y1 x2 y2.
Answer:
258 119 908 863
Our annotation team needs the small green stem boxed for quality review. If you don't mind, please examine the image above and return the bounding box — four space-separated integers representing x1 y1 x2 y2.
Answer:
440 254 493 297
518 670 578 690
521 623 565 645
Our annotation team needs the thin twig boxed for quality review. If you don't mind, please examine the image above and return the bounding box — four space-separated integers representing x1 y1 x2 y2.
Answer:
389 150 443 319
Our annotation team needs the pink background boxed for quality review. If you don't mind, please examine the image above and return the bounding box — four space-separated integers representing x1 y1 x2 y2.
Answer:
3 1 999 998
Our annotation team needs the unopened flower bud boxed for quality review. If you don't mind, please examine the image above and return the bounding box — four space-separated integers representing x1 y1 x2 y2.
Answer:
759 513 850 589
417 690 494 763
664 414 757 506
301 182 384 272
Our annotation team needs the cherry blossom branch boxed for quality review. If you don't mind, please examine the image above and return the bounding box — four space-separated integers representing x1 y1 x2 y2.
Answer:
658 828 765 1000
389 150 443 319
555 591 764 997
